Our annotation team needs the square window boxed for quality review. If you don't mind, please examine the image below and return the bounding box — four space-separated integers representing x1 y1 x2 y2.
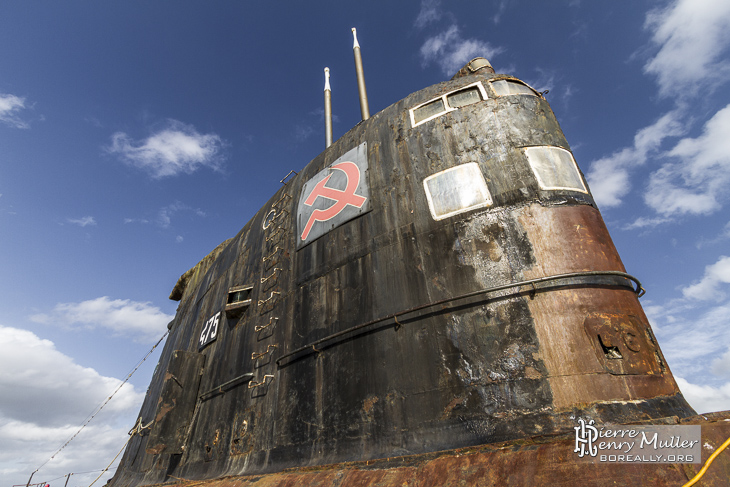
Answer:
523 146 587 192
423 163 493 220
225 285 253 318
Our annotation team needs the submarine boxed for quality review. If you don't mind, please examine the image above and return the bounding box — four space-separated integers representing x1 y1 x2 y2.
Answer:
108 30 730 487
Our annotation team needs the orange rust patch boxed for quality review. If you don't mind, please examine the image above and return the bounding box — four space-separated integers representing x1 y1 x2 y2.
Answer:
134 413 730 487
517 204 681 409
363 395 379 414
440 396 467 419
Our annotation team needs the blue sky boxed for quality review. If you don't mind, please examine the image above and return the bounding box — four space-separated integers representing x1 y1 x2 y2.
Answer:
2 1 730 485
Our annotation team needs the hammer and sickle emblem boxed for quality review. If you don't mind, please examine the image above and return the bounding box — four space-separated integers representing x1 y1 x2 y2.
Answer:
301 161 367 241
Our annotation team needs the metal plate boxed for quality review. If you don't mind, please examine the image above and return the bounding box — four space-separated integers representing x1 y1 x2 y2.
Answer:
297 142 370 248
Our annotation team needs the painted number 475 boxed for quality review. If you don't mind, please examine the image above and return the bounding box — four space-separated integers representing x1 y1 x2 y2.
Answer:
199 312 220 350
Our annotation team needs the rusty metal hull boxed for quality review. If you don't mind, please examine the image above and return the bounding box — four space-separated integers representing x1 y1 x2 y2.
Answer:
121 412 730 487
109 66 703 487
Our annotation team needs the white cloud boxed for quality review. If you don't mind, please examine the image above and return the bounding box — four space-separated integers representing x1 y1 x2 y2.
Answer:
682 255 730 301
695 221 730 249
644 0 730 97
589 0 730 213
623 216 672 230
675 377 730 414
420 24 503 76
67 216 97 227
108 119 224 178
157 201 205 229
0 326 142 426
645 104 730 216
0 93 30 129
414 0 442 29
0 326 144 487
2 421 130 487
491 0 507 24
586 111 684 208
30 297 173 343
646 269 730 414
652 298 730 375
123 202 204 229
712 348 730 377
123 217 150 224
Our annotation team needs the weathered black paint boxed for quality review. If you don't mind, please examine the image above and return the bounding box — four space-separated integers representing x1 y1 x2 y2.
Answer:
109 63 695 487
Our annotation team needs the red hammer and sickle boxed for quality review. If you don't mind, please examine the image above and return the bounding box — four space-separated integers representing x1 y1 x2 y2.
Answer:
301 161 367 241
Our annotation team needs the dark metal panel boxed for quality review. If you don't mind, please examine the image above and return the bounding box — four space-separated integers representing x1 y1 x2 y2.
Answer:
146 351 205 455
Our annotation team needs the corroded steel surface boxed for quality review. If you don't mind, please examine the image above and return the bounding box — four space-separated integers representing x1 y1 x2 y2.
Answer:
134 412 730 487
109 61 699 487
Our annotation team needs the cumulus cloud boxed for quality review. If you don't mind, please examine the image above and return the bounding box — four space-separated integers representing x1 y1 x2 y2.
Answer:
646 255 730 413
588 0 730 213
586 111 684 208
675 377 730 414
3 421 130 487
712 348 730 377
420 24 503 76
0 326 143 426
682 255 730 301
0 93 30 129
30 297 173 343
644 0 730 97
645 104 730 216
67 216 97 227
108 119 224 178
0 326 144 487
652 297 730 375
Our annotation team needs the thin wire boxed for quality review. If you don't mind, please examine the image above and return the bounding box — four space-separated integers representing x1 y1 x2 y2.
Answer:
13 464 122 485
72 468 117 475
33 330 169 473
87 419 152 487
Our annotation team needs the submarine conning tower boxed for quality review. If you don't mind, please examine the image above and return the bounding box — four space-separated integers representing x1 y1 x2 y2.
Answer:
110 57 695 486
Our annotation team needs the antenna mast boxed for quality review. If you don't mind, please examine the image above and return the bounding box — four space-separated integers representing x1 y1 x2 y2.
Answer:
324 67 333 148
352 28 370 120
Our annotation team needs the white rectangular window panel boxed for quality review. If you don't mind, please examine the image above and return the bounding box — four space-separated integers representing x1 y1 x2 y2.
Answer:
423 163 493 221
491 80 536 96
447 87 482 108
413 98 446 124
523 146 587 192
409 82 489 127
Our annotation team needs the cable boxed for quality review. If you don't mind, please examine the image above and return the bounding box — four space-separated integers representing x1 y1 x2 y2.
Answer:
681 435 730 487
86 418 152 487
32 330 168 473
